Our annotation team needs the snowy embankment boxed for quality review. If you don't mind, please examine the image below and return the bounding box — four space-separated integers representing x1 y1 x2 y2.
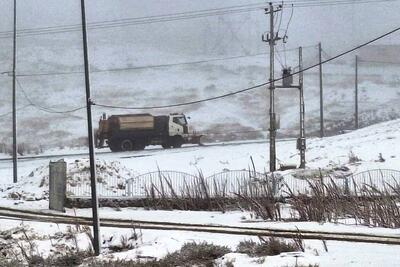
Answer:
0 119 399 266
1 118 400 202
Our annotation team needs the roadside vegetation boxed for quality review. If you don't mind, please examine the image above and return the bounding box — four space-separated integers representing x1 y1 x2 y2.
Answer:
141 169 400 228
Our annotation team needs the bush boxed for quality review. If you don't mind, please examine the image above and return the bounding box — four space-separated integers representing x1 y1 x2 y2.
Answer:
85 242 231 267
162 242 231 267
236 237 302 257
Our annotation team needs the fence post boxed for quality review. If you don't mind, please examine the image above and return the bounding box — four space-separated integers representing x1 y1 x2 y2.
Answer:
271 173 281 198
49 159 67 212
344 176 350 196
127 179 132 197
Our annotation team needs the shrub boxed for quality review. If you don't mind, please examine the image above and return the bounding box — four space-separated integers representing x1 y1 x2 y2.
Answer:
85 242 231 267
162 241 231 267
236 237 302 257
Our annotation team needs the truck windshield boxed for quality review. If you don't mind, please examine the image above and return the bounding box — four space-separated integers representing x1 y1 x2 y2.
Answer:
173 116 187 126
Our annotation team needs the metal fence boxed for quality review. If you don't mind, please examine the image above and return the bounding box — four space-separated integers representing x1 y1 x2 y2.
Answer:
66 169 400 198
280 169 400 196
347 169 400 194
125 171 197 198
66 171 128 198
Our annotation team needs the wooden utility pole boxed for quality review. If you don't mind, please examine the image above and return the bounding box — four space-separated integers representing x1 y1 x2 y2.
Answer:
318 42 324 138
355 55 359 129
80 0 101 255
12 0 17 183
263 3 282 172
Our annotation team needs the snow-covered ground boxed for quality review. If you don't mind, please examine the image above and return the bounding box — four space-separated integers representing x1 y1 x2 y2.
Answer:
1 117 399 184
0 209 399 266
0 119 399 265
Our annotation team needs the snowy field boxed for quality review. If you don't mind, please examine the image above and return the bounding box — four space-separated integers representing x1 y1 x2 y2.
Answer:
0 119 399 265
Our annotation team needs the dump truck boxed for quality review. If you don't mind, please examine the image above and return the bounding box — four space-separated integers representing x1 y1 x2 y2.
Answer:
95 113 203 152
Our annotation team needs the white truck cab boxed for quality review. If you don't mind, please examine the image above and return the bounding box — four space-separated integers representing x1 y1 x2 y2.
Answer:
168 113 189 136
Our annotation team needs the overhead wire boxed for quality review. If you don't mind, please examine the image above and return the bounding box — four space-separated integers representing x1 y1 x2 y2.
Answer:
0 4 269 39
282 0 397 7
16 78 86 114
0 1 269 36
0 0 397 39
283 4 294 39
0 104 32 118
16 44 319 77
358 59 400 65
276 1 284 36
92 26 400 110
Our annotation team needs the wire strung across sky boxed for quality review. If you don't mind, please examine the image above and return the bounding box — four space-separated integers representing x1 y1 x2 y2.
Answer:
1 26 399 115
2 26 399 115
0 0 397 39
15 78 86 114
0 104 32 119
358 59 400 65
0 3 268 39
13 44 318 77
92 26 400 110
280 0 398 7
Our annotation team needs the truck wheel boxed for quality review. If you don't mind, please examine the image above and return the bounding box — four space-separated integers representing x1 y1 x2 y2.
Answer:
162 143 171 149
172 136 183 148
109 140 121 152
121 139 133 151
133 141 146 151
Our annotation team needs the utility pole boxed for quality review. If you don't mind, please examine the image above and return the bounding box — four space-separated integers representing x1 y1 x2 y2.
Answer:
355 55 359 129
299 47 306 168
318 42 324 138
80 0 101 256
263 3 282 173
12 0 17 183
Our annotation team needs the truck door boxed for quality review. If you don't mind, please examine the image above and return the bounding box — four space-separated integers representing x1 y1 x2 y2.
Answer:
169 116 187 136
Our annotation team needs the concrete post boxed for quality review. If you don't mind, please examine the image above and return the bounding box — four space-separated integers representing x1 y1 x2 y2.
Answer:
49 159 67 212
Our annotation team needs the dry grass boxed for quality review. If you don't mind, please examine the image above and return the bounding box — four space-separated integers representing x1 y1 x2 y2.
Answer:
141 169 400 227
287 175 400 228
236 237 303 257
84 241 231 267
142 170 282 221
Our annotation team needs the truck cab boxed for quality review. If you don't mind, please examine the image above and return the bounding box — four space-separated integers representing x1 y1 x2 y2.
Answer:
169 113 189 136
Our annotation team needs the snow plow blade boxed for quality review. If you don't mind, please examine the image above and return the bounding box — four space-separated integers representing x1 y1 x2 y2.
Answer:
184 134 204 146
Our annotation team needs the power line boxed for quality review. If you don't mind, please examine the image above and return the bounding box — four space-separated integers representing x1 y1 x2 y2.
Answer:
0 4 268 39
0 0 397 39
283 4 294 39
0 2 268 35
16 78 86 114
358 59 400 65
17 53 268 77
16 44 318 77
283 0 398 7
93 26 400 110
0 104 32 118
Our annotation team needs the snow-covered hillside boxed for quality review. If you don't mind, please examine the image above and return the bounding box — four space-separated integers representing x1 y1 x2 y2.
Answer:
0 42 399 151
